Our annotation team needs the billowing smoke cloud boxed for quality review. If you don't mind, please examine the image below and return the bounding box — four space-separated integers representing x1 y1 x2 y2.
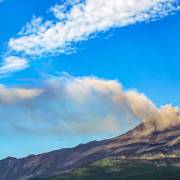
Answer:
0 75 179 137
0 84 43 105
126 91 180 133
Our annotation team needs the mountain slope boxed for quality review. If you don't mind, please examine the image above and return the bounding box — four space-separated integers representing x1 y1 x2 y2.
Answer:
1 123 180 180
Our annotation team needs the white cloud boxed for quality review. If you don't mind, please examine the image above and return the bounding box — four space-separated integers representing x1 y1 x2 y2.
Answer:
8 0 179 56
0 75 179 137
0 56 29 75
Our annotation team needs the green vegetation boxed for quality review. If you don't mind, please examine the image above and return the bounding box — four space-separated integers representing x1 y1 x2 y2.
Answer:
32 156 180 180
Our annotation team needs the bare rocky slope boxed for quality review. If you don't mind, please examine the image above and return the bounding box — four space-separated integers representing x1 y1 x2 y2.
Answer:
1 123 180 180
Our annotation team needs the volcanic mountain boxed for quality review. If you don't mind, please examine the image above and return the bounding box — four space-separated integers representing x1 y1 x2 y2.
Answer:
1 122 180 180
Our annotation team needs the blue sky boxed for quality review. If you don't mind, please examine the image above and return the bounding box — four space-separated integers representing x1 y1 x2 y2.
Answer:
0 0 180 159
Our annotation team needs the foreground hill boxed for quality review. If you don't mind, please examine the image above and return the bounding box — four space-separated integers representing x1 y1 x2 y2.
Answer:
32 154 180 180
1 123 180 180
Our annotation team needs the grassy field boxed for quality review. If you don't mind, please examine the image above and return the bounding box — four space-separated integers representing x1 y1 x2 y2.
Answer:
32 157 180 180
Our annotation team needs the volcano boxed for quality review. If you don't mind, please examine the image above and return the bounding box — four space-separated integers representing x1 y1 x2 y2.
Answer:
1 123 180 180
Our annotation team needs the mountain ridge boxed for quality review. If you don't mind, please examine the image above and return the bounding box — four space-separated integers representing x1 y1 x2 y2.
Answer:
1 123 180 180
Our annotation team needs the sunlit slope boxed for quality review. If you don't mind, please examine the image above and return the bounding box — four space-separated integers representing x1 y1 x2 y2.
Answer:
32 154 180 180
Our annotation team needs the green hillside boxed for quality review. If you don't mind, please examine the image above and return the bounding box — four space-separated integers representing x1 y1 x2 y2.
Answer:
32 155 180 180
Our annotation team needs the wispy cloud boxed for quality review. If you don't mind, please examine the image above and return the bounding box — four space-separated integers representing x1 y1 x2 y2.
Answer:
0 75 179 137
8 0 180 57
0 56 29 75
